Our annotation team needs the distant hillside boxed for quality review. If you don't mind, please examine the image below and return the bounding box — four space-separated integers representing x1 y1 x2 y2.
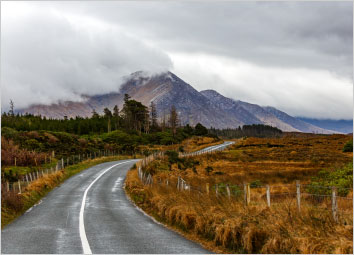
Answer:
297 118 353 134
17 71 335 134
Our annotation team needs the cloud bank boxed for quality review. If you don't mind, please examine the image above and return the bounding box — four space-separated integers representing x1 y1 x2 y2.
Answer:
1 1 352 119
1 2 172 109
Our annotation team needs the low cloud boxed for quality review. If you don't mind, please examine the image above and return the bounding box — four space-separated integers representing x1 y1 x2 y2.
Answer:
1 1 352 120
171 53 353 120
1 3 172 110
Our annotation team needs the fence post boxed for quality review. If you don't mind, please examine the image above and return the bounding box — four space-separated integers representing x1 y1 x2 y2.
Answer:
296 180 301 212
14 157 17 166
166 179 169 186
62 158 64 169
25 174 29 184
37 171 39 179
29 173 33 182
215 184 219 197
18 181 21 194
247 183 251 205
6 182 9 192
332 186 338 222
266 185 271 207
226 184 231 199
56 163 59 171
206 183 209 195
177 177 180 191
244 183 248 205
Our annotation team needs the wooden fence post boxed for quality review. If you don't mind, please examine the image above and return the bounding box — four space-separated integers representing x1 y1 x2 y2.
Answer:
166 179 169 186
296 180 301 212
37 171 39 179
62 158 64 169
206 183 209 195
215 184 219 197
226 184 231 199
244 183 248 205
14 157 17 166
29 173 33 182
266 185 271 207
25 174 29 184
18 181 21 194
247 183 251 205
6 182 9 192
332 186 338 222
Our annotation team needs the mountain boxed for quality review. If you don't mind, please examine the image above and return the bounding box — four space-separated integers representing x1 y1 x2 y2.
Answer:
200 90 336 133
296 117 353 134
18 71 336 133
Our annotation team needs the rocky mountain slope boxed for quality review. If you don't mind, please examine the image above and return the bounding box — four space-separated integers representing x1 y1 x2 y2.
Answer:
18 71 336 133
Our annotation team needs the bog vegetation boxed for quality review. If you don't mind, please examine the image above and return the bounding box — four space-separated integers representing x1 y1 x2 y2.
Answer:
125 133 353 254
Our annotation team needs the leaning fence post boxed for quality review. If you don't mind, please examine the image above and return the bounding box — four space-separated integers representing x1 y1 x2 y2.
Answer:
18 181 21 194
25 174 29 184
332 186 338 222
296 180 301 212
226 184 231 199
266 185 271 207
206 183 209 195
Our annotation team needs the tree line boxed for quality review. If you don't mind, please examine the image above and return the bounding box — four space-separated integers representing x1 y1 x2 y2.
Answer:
208 124 283 138
2 95 184 137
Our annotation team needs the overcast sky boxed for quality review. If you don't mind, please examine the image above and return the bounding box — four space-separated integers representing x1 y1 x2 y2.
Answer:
1 1 353 119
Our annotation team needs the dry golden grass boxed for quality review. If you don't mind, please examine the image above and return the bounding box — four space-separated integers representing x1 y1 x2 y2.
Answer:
125 134 353 254
138 136 222 154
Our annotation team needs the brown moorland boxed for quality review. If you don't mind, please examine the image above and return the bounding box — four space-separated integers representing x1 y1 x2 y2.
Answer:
125 133 353 254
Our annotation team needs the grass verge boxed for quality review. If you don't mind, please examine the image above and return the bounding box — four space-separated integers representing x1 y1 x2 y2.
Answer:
1 155 134 228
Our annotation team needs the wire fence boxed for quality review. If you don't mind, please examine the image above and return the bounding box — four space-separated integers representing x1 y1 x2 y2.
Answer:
136 142 352 224
2 149 121 194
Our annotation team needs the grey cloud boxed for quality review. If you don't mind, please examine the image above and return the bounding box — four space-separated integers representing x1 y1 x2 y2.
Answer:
70 1 352 77
1 4 172 110
1 1 352 119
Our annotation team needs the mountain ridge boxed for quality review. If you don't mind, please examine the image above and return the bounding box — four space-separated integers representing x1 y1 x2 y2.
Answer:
17 71 337 134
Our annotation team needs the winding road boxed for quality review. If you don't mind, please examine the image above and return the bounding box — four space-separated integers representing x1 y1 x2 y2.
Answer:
1 141 233 254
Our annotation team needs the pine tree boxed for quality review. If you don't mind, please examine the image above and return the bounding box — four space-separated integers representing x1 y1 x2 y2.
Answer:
169 105 178 137
150 101 158 131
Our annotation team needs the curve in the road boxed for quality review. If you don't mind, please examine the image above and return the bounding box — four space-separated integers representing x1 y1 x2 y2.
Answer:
2 158 217 253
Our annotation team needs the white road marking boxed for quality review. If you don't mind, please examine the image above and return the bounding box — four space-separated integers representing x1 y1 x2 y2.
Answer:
79 160 133 254
112 177 124 192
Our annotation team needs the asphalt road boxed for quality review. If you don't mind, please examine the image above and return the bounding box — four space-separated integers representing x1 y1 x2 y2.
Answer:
1 141 233 254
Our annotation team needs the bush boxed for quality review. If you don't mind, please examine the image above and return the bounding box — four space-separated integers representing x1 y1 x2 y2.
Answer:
307 163 353 196
205 166 213 175
343 139 353 152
